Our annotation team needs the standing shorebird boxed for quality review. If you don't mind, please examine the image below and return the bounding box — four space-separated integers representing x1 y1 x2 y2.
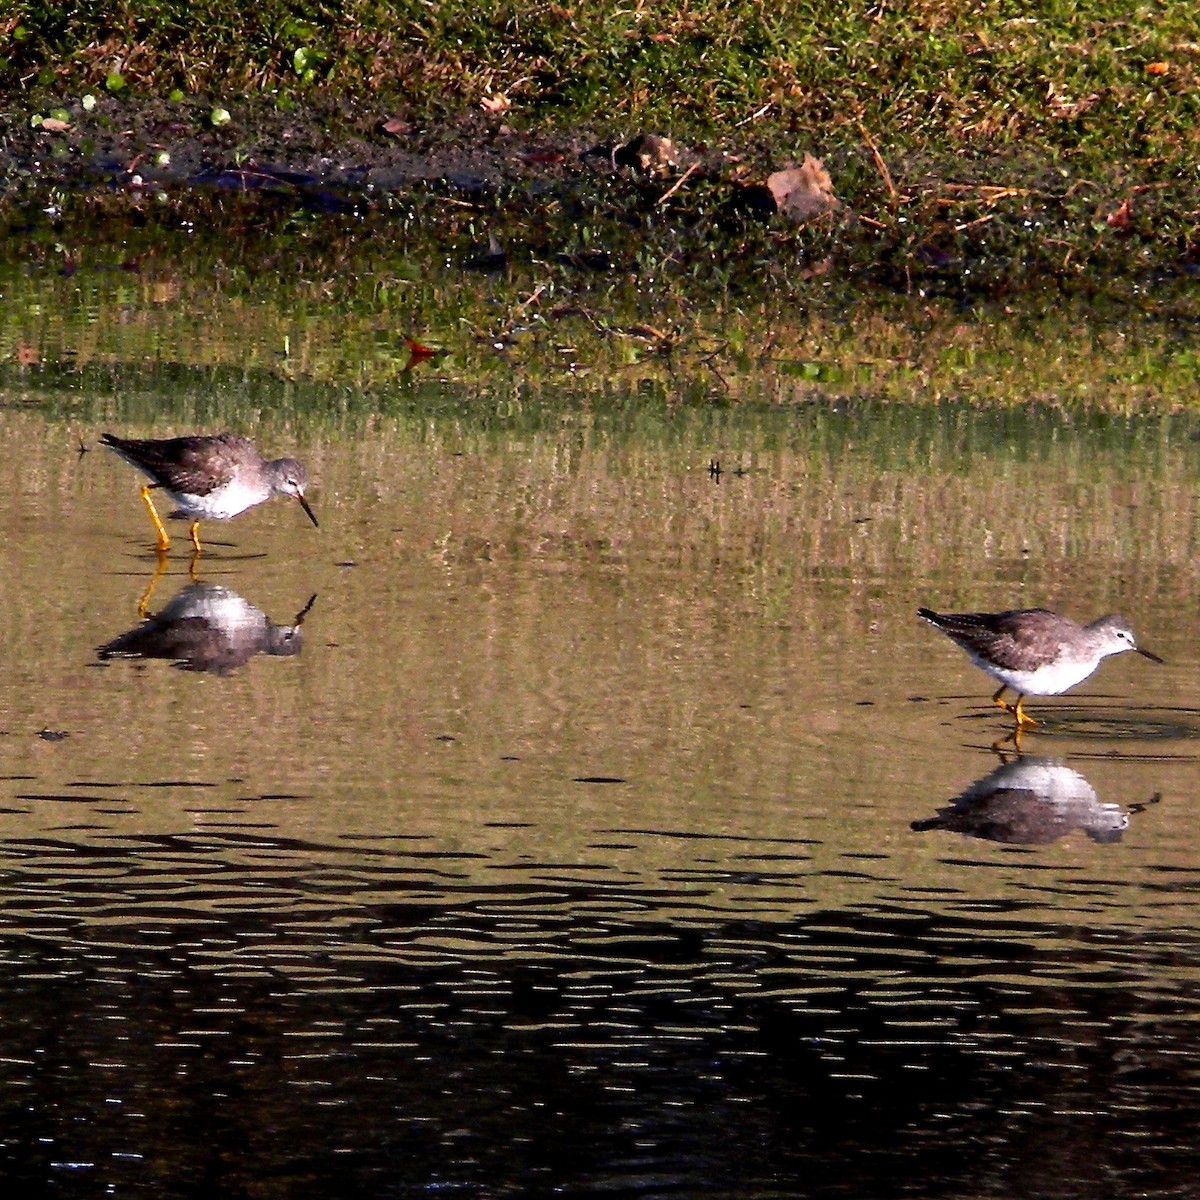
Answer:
918 606 1163 728
101 432 319 552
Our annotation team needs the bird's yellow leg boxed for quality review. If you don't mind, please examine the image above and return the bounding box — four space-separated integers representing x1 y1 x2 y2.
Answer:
991 685 1011 712
140 485 171 552
1013 695 1038 729
189 520 203 553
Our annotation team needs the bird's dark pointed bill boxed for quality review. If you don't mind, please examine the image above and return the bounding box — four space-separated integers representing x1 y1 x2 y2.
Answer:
298 494 319 528
1137 646 1164 664
295 594 318 624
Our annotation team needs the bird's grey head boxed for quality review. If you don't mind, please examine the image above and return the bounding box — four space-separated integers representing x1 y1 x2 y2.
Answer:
269 457 309 497
269 458 319 528
1091 614 1163 663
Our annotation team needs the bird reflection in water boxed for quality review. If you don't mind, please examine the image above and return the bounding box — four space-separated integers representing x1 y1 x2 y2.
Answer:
911 754 1158 845
98 571 316 675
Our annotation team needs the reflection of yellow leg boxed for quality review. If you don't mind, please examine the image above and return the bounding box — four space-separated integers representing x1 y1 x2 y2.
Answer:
189 520 203 553
991 726 1025 755
140 485 171 552
137 553 169 618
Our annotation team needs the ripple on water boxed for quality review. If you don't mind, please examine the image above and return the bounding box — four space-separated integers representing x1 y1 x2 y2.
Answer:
0 818 1198 1195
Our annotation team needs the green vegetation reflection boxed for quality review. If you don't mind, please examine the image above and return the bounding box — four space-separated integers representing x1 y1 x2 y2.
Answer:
2 227 1199 417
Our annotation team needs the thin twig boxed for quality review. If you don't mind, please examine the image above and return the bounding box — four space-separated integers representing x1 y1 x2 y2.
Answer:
858 122 897 204
933 184 1034 200
707 362 731 393
512 283 547 317
657 160 701 206
735 103 773 128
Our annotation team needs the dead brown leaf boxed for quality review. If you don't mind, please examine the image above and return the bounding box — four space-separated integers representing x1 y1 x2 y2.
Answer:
41 117 71 133
481 93 511 113
381 116 412 135
1146 61 1170 75
1105 197 1134 229
766 154 840 222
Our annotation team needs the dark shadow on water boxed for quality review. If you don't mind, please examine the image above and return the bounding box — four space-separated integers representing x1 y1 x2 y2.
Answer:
950 701 1200 758
108 547 271 571
1032 704 1200 744
0 826 1199 1198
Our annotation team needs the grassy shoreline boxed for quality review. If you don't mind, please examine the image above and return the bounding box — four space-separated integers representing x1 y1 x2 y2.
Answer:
2 3 1198 319
7 3 1200 160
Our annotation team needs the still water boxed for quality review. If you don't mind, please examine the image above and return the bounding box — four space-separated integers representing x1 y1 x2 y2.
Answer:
0 361 1198 1197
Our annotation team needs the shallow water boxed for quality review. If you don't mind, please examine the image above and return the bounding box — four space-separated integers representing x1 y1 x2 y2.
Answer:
0 344 1199 1197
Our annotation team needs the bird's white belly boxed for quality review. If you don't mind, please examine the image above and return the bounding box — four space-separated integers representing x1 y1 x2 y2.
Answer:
967 652 1099 697
166 481 264 521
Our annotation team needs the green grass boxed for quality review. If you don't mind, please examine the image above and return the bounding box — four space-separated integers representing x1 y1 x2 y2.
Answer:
6 1 1200 167
3 3 1198 311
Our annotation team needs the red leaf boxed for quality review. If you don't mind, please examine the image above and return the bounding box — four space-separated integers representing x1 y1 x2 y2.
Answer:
405 337 440 363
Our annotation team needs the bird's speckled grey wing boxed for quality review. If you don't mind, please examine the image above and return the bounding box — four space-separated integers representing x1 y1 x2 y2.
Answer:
101 432 252 496
920 608 1065 671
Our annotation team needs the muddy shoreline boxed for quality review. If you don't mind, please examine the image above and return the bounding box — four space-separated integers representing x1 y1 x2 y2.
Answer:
4 96 607 197
3 92 1198 305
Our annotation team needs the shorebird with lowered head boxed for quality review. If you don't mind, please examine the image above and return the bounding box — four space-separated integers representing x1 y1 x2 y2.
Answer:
918 606 1163 728
101 431 318 553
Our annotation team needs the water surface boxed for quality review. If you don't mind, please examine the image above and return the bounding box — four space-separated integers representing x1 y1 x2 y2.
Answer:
0 323 1198 1197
